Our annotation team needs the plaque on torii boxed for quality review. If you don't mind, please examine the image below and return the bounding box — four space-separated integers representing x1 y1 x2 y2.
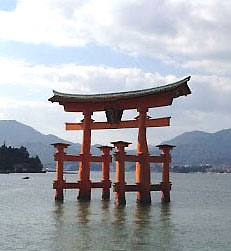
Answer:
49 76 191 204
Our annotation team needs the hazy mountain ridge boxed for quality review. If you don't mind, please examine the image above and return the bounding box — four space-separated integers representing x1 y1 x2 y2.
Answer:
0 120 82 165
0 120 231 166
164 129 231 165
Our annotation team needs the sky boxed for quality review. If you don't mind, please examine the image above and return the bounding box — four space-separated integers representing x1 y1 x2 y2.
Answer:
0 0 230 148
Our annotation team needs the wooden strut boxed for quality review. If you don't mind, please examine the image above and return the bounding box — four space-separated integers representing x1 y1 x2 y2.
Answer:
66 117 170 130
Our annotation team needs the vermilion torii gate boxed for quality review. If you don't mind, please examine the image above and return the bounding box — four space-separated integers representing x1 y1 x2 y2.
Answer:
49 76 191 204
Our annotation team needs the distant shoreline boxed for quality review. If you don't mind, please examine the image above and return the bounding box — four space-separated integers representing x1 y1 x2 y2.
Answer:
0 170 46 174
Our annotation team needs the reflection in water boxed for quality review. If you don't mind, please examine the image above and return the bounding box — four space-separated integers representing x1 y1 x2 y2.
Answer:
131 204 152 248
77 201 90 223
158 202 176 250
135 204 152 224
101 200 110 211
131 203 175 249
101 200 111 222
113 204 127 223
75 202 92 250
160 202 172 222
51 198 175 250
51 201 71 251
110 205 130 250
52 201 92 251
53 201 64 226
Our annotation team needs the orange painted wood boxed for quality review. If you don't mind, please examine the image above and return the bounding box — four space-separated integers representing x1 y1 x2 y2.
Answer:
62 154 107 162
150 184 162 191
52 144 69 201
124 155 140 162
149 155 164 163
162 154 170 184
77 111 92 200
66 117 170 130
114 153 164 163
124 184 162 192
146 117 170 127
112 142 128 205
90 155 103 162
91 182 104 188
98 146 113 200
157 145 175 203
63 155 110 163
64 183 79 189
64 154 83 162
136 108 151 203
125 184 138 192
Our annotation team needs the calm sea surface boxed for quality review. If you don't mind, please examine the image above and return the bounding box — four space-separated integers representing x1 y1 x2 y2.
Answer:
0 172 230 251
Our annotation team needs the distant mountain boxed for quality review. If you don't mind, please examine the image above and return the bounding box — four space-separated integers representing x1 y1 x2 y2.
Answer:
164 129 231 165
0 120 230 167
0 120 101 166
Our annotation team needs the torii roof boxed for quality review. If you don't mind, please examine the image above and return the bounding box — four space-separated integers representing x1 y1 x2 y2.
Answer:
48 76 191 112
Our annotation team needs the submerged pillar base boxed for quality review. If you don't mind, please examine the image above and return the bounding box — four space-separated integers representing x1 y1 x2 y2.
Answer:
161 182 171 203
77 193 91 201
54 180 65 201
136 192 151 204
115 196 126 206
136 197 151 204
55 189 64 201
77 180 91 201
136 183 151 204
101 180 111 200
161 194 170 203
102 192 110 201
113 181 126 205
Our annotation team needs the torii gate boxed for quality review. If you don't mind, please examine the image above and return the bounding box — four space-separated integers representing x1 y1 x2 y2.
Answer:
49 76 191 204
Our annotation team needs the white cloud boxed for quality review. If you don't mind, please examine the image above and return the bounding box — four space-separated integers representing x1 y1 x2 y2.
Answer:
0 58 230 145
0 0 230 73
0 57 180 94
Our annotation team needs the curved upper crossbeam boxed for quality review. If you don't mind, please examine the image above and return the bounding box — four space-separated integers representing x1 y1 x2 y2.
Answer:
48 76 191 112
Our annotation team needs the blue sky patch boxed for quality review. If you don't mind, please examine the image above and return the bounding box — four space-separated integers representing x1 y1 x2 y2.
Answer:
0 40 188 76
0 0 17 12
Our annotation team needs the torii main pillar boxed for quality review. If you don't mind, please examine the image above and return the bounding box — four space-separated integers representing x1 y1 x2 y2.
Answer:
136 107 151 204
77 111 92 201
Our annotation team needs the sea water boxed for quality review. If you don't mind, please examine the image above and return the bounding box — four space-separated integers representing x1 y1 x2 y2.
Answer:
0 172 230 251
